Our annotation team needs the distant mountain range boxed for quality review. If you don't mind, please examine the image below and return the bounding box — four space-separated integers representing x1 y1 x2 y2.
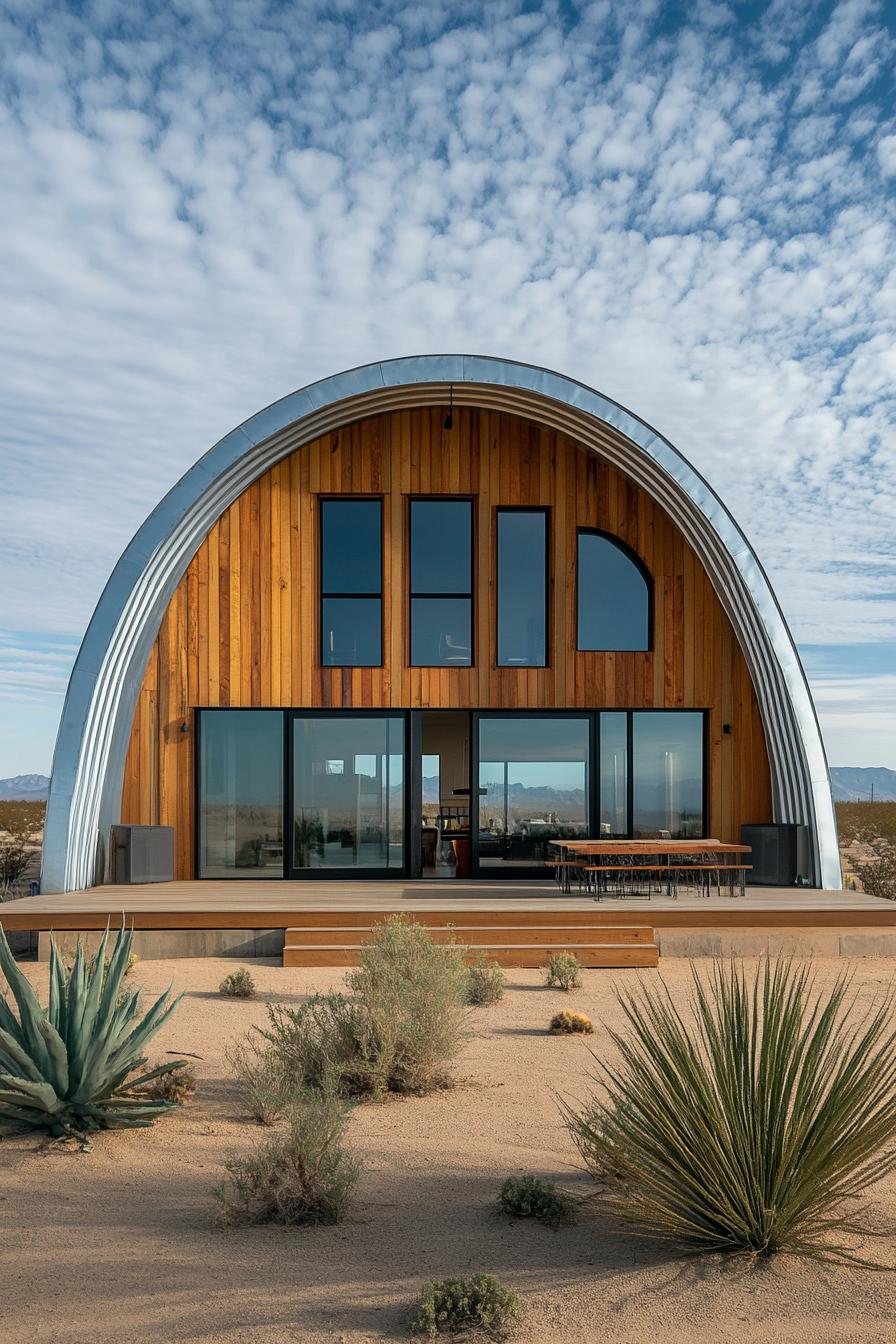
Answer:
829 767 896 802
0 774 50 801
0 766 893 807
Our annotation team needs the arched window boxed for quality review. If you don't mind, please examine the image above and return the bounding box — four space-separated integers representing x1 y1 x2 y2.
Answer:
577 530 651 651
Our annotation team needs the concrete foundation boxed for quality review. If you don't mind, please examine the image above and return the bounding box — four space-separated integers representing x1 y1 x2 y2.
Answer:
37 928 285 962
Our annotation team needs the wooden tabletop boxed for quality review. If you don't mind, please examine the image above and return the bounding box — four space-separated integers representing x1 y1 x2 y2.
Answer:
550 838 752 856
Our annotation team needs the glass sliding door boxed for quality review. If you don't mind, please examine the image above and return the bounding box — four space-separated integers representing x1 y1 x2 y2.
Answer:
632 711 705 838
291 714 405 874
477 715 590 871
198 710 284 878
599 712 629 836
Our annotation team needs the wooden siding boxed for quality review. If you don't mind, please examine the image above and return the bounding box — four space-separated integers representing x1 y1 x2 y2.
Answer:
121 406 772 877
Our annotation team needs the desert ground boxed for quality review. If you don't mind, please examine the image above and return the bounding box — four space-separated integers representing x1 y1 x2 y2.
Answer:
2 956 896 1344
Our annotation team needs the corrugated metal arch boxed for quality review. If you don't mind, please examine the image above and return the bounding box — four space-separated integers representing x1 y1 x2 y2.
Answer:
42 355 842 891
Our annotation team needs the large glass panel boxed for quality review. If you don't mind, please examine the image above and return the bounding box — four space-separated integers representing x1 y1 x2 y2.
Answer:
632 711 705 839
410 500 472 593
410 597 472 666
599 712 629 836
321 499 381 593
321 597 381 667
198 711 284 878
497 510 547 667
478 716 589 869
577 532 650 651
292 715 404 870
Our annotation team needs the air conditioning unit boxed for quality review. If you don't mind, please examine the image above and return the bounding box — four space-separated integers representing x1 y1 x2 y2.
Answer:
109 825 174 884
741 824 811 887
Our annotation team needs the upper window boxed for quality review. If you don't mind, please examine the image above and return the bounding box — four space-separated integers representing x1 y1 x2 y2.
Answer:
577 531 651 651
320 499 382 666
497 509 547 667
409 499 473 665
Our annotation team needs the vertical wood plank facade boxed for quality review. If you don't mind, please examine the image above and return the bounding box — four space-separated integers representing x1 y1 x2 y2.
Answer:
120 406 772 878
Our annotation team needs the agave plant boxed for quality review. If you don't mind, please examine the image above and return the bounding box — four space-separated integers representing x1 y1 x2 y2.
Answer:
0 923 184 1136
564 957 896 1260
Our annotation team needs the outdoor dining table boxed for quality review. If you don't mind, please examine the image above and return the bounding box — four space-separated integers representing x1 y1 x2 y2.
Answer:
548 838 752 899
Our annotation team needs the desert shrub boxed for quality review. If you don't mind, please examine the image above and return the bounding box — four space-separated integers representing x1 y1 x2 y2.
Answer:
225 1033 295 1125
0 837 31 893
411 1274 522 1339
466 953 505 1006
498 1175 577 1227
0 799 45 840
857 850 896 902
0 925 183 1136
135 1061 197 1104
219 967 257 998
549 1009 593 1035
214 1083 360 1226
264 917 471 1098
544 951 582 991
564 956 896 1260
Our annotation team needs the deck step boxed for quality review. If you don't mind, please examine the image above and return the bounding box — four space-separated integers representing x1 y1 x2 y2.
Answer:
284 924 654 947
282 941 658 969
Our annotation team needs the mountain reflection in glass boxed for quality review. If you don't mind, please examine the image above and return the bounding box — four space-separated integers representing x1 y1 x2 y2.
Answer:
478 716 589 869
632 711 704 838
198 711 284 877
497 510 546 667
292 715 404 871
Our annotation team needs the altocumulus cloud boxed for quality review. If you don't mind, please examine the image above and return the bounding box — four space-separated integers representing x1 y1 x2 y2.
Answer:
0 0 894 771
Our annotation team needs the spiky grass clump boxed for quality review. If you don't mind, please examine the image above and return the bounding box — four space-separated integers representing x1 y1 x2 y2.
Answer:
466 953 505 1006
544 951 582 992
411 1274 522 1339
550 1010 593 1035
498 1175 577 1227
136 1061 197 1104
0 924 183 1136
564 957 896 1261
219 967 256 999
214 1083 360 1226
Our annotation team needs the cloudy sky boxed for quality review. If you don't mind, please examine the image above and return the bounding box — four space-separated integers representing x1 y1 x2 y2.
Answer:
1 0 894 777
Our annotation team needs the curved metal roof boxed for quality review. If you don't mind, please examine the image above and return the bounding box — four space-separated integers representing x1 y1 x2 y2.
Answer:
42 355 841 891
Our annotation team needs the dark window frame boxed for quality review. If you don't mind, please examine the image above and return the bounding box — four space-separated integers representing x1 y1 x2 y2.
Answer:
495 505 550 669
408 495 475 667
319 496 384 668
195 707 288 879
575 528 654 653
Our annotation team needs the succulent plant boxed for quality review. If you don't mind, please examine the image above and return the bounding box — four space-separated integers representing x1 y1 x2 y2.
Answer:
0 923 184 1136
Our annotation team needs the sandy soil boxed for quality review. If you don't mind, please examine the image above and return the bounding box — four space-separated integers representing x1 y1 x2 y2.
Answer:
2 956 896 1344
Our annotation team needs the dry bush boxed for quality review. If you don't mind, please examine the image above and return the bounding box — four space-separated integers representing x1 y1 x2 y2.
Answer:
225 1033 295 1125
0 800 45 839
466 952 505 1006
856 851 896 902
214 1084 360 1226
0 837 31 894
544 951 582 991
498 1175 577 1227
135 1061 197 1104
219 967 256 998
411 1274 522 1339
549 1009 593 1035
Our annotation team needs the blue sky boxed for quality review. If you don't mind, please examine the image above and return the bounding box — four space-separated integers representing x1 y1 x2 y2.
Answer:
1 0 895 776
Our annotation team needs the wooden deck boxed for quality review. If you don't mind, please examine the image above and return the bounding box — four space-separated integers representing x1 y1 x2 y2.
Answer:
2 879 895 932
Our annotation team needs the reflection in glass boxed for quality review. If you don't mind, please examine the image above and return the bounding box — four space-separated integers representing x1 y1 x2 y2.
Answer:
292 716 404 870
478 716 589 869
632 711 704 838
410 501 471 593
497 510 546 667
198 711 284 878
410 597 472 666
321 500 381 593
321 597 381 667
577 532 650 651
599 712 628 836
321 500 382 666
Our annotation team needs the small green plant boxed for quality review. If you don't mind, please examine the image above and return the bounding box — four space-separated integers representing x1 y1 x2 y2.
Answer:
466 953 505 1006
219 967 257 999
544 951 582 991
225 1033 294 1125
0 924 183 1136
411 1274 522 1339
214 1083 360 1226
135 1061 197 1104
549 1009 593 1034
498 1175 577 1227
564 956 896 1260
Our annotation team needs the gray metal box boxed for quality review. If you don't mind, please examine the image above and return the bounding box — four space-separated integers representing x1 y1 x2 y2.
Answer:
741 823 811 887
109 825 174 884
